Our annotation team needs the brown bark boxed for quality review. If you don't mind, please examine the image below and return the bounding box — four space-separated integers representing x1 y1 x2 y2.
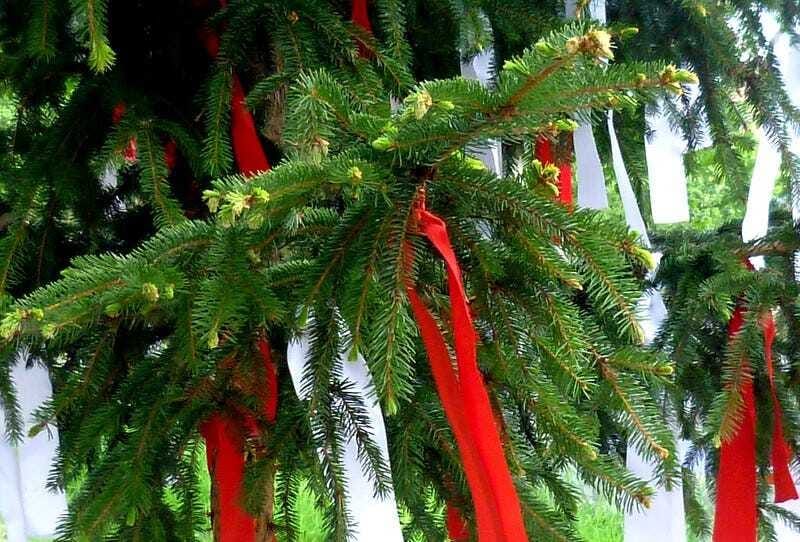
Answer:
208 466 222 542
255 458 278 542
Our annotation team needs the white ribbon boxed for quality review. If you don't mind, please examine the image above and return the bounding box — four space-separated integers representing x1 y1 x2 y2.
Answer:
459 19 503 176
751 16 800 539
765 14 800 283
286 326 403 541
608 102 688 542
624 437 688 542
608 112 650 245
0 353 68 541
574 122 609 209
564 1 609 210
741 127 781 270
645 101 691 224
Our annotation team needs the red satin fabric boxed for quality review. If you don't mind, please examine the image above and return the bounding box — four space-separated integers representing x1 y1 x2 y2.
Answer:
200 415 257 542
406 284 503 540
198 7 275 538
164 139 178 171
763 315 798 503
111 101 138 163
200 15 270 176
534 138 572 207
446 504 470 541
713 306 798 541
229 77 270 174
351 0 373 57
352 0 372 32
406 205 528 541
713 306 758 542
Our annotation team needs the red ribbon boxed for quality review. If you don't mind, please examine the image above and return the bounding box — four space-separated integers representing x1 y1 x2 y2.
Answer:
198 7 275 537
763 315 797 502
535 137 573 207
713 301 797 541
351 6 497 536
405 200 527 541
446 505 471 541
351 0 373 57
111 102 138 163
200 415 256 542
352 0 372 33
200 340 278 542
713 305 758 542
200 26 270 175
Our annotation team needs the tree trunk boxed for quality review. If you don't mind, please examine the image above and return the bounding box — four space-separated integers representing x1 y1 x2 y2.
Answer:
255 458 278 542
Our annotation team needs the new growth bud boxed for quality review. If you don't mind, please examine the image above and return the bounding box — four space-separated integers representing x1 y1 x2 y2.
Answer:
618 27 639 39
203 190 221 213
659 65 698 96
566 30 615 60
371 136 393 151
412 90 433 119
534 40 558 56
141 283 160 303
347 166 363 183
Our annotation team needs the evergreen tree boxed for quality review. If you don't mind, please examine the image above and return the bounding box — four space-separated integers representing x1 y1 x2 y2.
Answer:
0 1 797 540
654 212 800 539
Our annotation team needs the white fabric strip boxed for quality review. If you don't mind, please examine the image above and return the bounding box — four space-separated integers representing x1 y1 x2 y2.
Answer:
623 275 686 542
574 122 609 209
459 19 502 177
645 102 691 224
565 0 609 210
607 97 688 542
0 355 68 541
753 16 800 540
286 326 403 541
624 436 688 542
741 127 781 270
608 112 650 245
765 15 800 283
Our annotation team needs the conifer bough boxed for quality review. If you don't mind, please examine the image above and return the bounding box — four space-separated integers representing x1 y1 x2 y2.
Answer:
0 0 796 539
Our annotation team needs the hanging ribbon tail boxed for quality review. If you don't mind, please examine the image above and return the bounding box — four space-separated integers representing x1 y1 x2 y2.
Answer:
607 112 651 247
351 0 373 57
200 415 257 542
351 0 372 31
742 129 781 270
535 138 573 207
644 102 690 224
199 12 270 176
230 77 270 175
404 283 503 541
763 314 798 503
0 359 69 541
446 504 471 541
413 209 528 541
574 122 608 210
713 306 758 542
196 8 271 540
